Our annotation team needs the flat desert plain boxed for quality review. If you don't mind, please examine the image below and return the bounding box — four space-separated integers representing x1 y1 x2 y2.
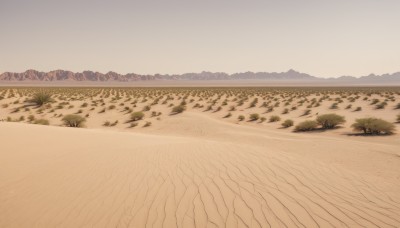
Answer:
1 87 400 227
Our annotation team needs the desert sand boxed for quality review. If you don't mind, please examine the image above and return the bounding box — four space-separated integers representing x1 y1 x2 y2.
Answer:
1 87 400 227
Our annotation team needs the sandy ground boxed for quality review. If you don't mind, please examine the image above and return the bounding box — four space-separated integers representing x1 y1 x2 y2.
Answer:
1 112 400 227
1 87 400 227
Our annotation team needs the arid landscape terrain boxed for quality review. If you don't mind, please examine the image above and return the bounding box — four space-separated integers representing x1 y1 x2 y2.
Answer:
1 86 400 227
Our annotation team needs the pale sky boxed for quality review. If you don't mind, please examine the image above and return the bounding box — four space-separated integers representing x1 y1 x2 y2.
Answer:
0 0 399 78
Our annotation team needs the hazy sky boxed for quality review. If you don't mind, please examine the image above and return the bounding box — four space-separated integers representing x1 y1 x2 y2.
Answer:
0 0 399 77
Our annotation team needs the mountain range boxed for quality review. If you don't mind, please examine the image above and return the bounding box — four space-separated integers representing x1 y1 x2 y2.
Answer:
1 69 400 84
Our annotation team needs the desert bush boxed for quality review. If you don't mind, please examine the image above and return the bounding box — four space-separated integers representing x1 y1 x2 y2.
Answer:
260 117 266 122
375 102 387 109
238 115 245 121
316 113 345 129
281 119 294 128
354 107 362 112
370 99 380 105
330 103 338 109
28 115 35 122
302 109 311 116
131 111 144 121
33 119 49 125
282 108 289 114
142 105 151 111
351 118 395 135
269 115 281 122
249 113 260 121
224 112 232 118
129 122 138 128
294 120 318 132
397 114 400 123
172 105 185 114
62 114 86 127
395 103 400 109
143 121 152 127
30 92 52 106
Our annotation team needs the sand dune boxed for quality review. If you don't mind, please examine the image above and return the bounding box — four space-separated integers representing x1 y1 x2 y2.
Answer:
1 117 400 227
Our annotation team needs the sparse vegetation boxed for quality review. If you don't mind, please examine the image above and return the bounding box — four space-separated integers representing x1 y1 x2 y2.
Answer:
0 87 398 137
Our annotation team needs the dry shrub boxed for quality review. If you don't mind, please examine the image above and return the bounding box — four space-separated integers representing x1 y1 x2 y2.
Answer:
281 119 294 128
295 120 318 132
131 112 144 121
316 113 345 129
171 105 185 114
62 114 86 127
33 119 49 125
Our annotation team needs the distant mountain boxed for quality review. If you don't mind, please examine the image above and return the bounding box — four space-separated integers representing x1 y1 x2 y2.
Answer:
1 69 399 84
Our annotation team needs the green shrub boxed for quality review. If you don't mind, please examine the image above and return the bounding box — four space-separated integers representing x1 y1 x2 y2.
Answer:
62 114 86 127
171 105 185 114
316 113 345 129
351 118 395 135
281 119 294 128
131 112 144 121
295 120 318 132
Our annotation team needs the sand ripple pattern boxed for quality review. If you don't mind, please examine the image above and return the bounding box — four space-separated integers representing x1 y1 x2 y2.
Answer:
0 126 399 227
